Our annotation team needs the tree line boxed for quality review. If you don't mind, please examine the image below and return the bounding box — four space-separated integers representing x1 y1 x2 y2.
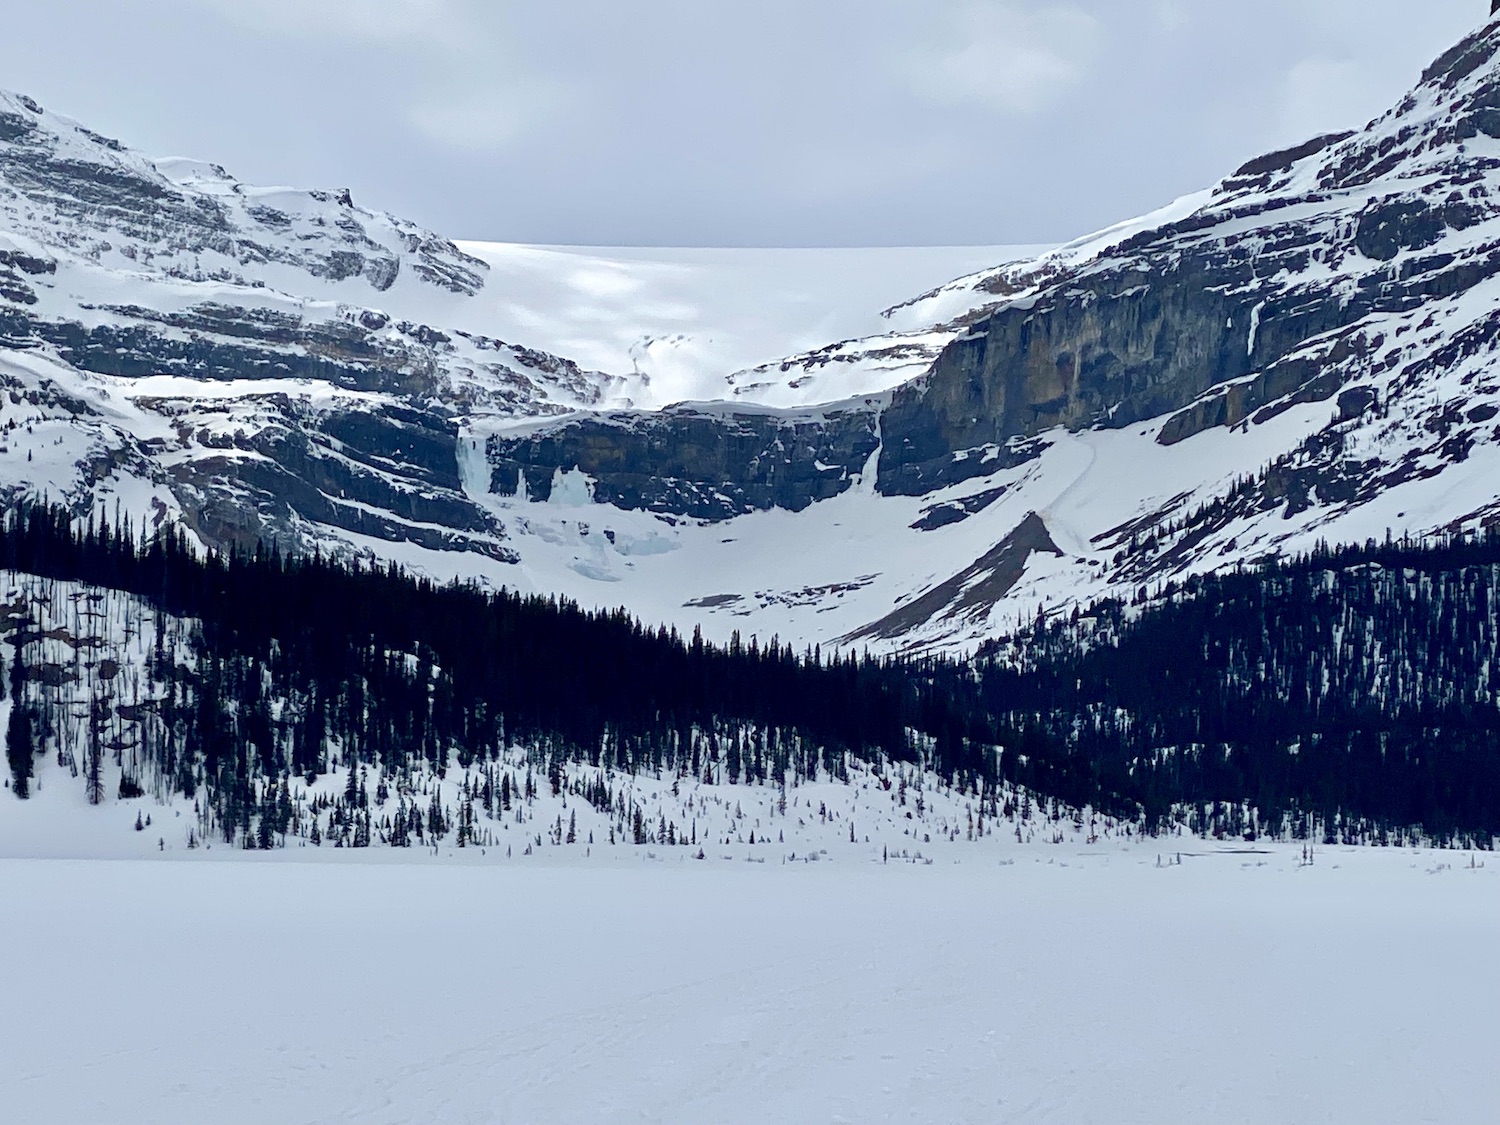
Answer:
2 503 1498 846
972 530 1500 844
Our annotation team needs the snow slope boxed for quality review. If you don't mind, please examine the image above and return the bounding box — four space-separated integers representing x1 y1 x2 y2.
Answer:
456 242 1049 409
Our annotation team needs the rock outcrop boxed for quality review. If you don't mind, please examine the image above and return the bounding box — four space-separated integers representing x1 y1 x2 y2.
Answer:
485 401 882 521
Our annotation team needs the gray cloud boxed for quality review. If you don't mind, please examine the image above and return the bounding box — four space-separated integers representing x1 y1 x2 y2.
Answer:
2 0 1487 246
901 3 1103 115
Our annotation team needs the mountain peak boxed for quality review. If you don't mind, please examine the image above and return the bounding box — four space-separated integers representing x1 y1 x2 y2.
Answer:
1421 18 1500 87
0 85 486 298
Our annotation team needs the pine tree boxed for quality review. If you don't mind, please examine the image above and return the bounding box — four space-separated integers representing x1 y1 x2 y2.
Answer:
427 788 448 841
85 697 106 807
4 636 32 799
6 697 33 799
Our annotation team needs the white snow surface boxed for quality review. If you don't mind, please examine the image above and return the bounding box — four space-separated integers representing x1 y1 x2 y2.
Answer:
456 242 1049 408
2 847 1495 1125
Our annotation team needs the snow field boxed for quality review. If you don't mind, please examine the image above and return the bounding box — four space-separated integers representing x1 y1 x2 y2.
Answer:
1 846 1495 1125
454 243 1049 409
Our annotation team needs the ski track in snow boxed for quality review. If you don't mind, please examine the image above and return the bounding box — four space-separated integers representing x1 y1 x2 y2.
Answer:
1 848 1495 1125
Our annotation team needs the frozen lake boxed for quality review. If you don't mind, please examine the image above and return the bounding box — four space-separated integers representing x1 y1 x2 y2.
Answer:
2 844 1495 1125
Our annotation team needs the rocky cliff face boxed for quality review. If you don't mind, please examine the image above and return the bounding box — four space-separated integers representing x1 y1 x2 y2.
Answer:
485 401 882 521
876 24 1500 495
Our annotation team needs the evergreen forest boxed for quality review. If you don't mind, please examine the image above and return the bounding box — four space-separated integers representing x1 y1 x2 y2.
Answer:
1 504 1497 848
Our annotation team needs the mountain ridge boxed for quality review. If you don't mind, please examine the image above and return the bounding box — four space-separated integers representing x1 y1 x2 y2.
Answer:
474 17 1500 652
7 21 1500 653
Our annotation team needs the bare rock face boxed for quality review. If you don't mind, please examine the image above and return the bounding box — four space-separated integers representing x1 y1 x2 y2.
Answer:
875 21 1500 495
877 270 1272 494
161 399 516 563
485 401 883 521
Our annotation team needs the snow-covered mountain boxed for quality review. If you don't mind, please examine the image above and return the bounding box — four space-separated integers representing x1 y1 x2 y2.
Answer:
0 86 1032 591
9 17 1500 655
0 87 630 565
474 18 1500 651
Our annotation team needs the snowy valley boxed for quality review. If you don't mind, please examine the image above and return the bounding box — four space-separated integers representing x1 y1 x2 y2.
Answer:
15 23 1500 656
2 12 1500 872
3 541 1495 1124
5 12 1500 1125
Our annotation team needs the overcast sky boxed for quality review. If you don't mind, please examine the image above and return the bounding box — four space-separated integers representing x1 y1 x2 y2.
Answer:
5 0 1487 246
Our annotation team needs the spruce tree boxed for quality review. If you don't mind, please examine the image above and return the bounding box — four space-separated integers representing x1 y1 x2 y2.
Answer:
6 697 33 799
